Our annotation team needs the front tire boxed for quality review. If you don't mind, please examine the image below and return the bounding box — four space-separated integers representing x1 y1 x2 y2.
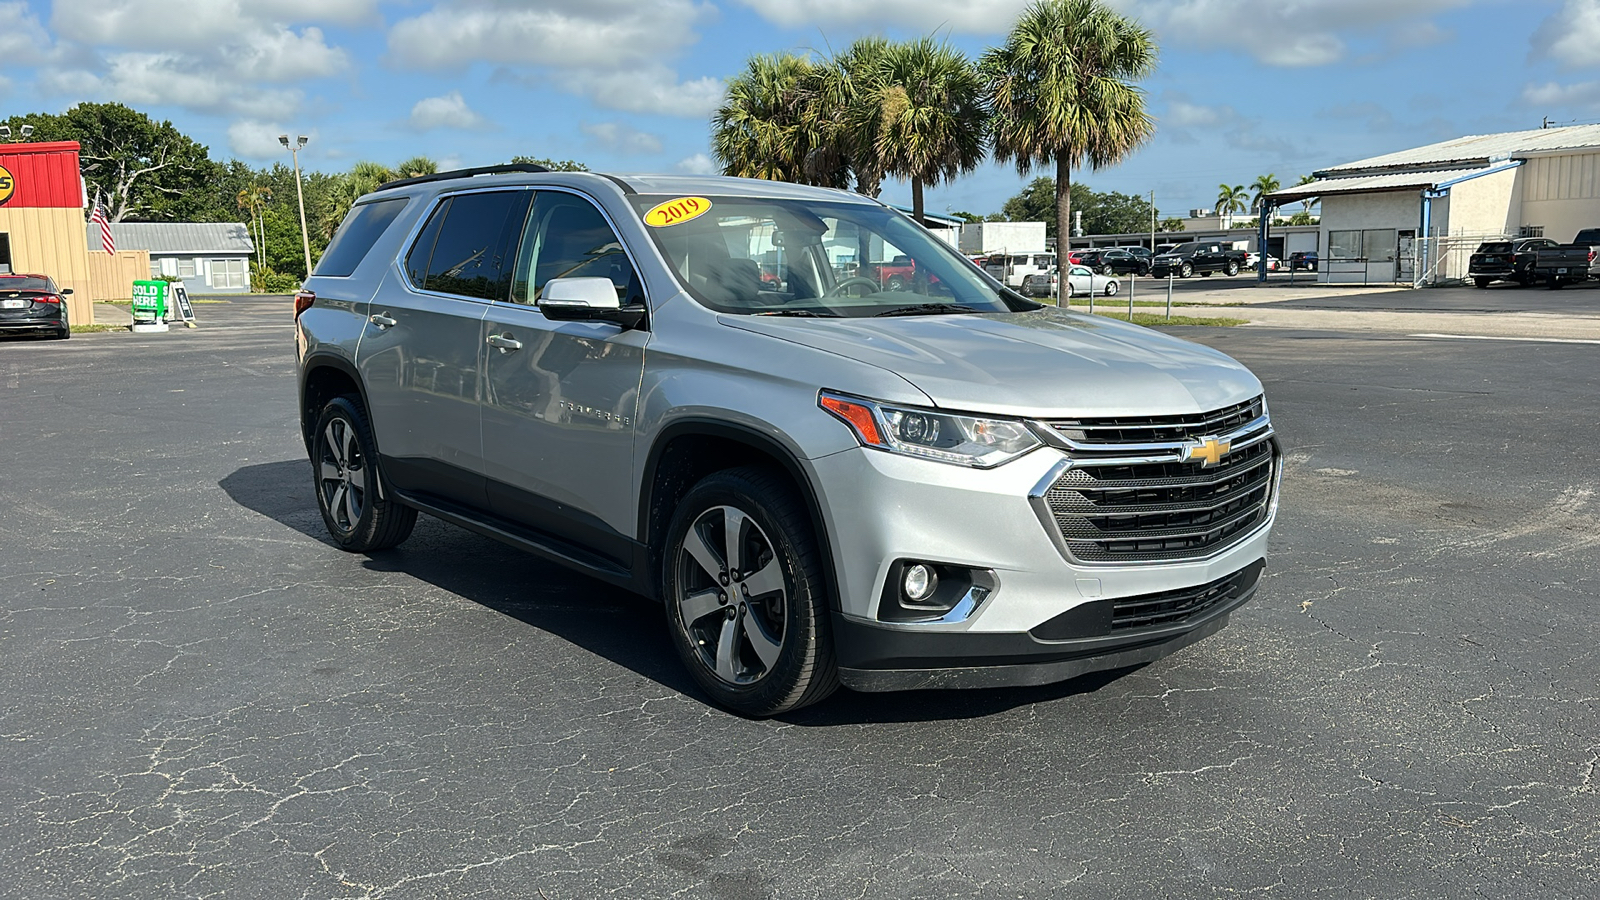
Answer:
662 467 838 716
886 274 905 291
1104 280 1119 296
312 396 416 552
1179 262 1193 278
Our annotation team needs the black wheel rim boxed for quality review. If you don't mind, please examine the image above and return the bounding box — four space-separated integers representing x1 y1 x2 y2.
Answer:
674 505 787 686
317 417 367 533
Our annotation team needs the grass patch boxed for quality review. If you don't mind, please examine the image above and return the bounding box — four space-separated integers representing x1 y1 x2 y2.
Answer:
1088 309 1247 327
72 323 125 333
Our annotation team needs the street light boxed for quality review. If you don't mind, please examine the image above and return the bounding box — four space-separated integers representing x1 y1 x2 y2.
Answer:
279 134 313 278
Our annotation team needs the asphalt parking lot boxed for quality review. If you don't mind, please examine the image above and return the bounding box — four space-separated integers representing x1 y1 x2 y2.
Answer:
2 298 1596 898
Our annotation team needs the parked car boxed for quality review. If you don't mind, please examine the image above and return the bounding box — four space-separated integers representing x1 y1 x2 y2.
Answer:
1468 238 1558 288
1245 252 1281 272
1289 251 1319 272
984 252 1055 288
1531 228 1600 288
1150 241 1249 278
1021 265 1121 298
0 274 72 340
1077 248 1150 276
859 254 916 291
295 166 1279 716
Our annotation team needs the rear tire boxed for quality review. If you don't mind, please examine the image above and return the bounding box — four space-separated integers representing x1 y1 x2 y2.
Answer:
1224 261 1240 276
311 396 416 552
662 466 838 717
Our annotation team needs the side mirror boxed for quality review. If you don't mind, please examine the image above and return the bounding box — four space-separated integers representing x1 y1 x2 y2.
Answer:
60 288 74 295
539 277 646 330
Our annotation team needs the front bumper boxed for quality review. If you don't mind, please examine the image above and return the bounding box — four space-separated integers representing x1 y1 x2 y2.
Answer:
808 443 1276 690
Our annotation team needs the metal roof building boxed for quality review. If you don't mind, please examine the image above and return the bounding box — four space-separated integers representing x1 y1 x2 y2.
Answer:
1264 124 1600 285
90 222 255 293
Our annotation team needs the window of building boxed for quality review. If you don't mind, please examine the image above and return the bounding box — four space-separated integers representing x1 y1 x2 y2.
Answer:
210 258 247 289
178 258 198 279
1328 230 1363 259
149 259 162 279
0 232 12 273
1519 225 1545 238
1362 229 1397 263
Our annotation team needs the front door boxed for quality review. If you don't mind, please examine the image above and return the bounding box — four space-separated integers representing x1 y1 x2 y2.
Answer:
479 190 648 565
356 188 531 507
1397 231 1416 283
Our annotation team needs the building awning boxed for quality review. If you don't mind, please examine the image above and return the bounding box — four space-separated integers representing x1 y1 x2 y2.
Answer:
1265 167 1490 204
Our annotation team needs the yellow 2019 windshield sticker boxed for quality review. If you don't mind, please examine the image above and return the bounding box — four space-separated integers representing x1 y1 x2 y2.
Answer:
645 196 712 227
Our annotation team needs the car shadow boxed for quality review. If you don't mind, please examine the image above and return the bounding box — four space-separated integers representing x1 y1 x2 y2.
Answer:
221 459 1146 724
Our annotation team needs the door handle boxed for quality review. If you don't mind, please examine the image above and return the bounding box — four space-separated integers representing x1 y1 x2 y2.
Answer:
369 313 397 328
486 333 523 352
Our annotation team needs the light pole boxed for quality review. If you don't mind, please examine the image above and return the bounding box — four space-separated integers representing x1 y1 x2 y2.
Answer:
279 134 313 278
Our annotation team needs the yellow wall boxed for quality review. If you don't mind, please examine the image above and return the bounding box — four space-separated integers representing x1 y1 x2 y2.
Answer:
0 206 93 324
86 250 152 303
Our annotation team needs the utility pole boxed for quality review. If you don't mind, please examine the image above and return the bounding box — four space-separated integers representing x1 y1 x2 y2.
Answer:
280 134 313 278
1150 189 1156 251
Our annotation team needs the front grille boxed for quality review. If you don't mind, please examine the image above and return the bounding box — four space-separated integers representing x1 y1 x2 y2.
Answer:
1047 396 1264 446
1035 399 1276 564
1110 560 1263 630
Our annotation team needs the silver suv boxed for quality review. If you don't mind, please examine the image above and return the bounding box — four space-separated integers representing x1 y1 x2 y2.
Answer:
295 165 1280 716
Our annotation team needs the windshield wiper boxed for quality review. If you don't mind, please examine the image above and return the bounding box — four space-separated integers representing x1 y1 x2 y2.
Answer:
755 308 842 318
873 303 979 317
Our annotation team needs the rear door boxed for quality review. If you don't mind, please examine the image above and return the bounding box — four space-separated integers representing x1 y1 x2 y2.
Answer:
356 188 532 508
478 189 648 564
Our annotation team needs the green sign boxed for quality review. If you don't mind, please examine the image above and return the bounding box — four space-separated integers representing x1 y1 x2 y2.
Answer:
131 280 167 323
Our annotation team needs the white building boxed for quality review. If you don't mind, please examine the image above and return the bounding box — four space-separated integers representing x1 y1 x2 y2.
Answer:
91 222 257 294
1266 124 1600 285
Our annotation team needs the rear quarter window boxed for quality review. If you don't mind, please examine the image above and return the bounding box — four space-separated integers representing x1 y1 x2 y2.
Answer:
315 198 409 277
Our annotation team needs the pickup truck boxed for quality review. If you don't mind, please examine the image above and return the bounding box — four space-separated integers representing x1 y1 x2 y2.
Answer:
1150 241 1250 278
860 254 917 291
1468 237 1557 288
1531 228 1600 288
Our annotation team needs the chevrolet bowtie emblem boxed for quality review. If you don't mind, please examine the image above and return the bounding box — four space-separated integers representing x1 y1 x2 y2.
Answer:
1184 436 1232 467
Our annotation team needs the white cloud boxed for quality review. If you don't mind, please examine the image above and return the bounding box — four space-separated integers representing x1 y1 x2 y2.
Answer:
409 91 489 131
676 152 717 175
735 0 1026 33
1530 0 1600 70
388 0 710 70
45 53 304 118
581 121 663 154
50 0 375 50
1522 80 1600 111
0 2 54 64
563 67 725 118
228 119 293 159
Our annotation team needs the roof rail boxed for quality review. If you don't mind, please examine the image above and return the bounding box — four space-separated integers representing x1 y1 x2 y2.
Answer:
377 163 552 192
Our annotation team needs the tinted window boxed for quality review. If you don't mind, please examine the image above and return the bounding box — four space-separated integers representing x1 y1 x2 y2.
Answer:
405 198 449 287
0 275 52 291
511 193 640 305
315 198 407 277
422 190 531 300
1479 242 1512 254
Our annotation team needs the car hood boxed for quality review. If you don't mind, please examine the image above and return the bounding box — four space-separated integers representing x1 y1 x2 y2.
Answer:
720 308 1261 418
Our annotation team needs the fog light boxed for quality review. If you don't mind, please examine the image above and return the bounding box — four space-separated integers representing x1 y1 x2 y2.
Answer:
903 563 938 602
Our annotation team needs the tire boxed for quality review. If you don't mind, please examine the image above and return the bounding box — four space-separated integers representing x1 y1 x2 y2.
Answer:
53 307 70 340
662 466 838 717
1225 261 1240 276
1179 262 1193 278
1104 280 1119 296
311 396 417 552
1474 277 1492 289
886 275 905 291
1101 265 1114 276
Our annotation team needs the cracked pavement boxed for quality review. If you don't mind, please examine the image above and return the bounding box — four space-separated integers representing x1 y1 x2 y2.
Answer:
1 298 1596 898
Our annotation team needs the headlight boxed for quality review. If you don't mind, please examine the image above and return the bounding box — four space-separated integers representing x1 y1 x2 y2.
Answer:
819 391 1041 468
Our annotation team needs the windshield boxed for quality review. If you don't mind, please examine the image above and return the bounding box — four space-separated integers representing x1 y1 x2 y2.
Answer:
0 276 52 292
631 195 1027 317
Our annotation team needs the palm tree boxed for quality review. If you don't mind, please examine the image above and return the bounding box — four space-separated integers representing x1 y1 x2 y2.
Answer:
393 156 438 179
1216 183 1247 225
713 53 841 186
1294 173 1318 216
236 184 271 271
846 38 986 224
813 36 893 196
981 0 1157 251
1250 173 1280 212
322 161 395 240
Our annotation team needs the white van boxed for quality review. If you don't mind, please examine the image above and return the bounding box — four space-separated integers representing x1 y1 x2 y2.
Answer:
984 252 1055 288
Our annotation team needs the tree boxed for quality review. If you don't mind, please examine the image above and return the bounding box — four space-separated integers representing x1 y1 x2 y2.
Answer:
393 156 438 179
1294 173 1318 216
982 0 1157 261
1288 210 1317 226
949 210 986 224
1250 173 1280 212
713 53 841 185
1216 183 1247 224
320 161 395 239
3 102 220 221
1084 190 1154 235
845 37 986 225
237 183 272 270
1000 177 1090 237
1158 216 1185 232
511 155 588 172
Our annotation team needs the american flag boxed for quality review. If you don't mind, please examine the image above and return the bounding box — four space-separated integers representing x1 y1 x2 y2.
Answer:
90 200 114 254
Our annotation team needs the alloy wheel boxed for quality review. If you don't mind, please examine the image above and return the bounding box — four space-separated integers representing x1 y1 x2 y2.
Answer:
317 417 367 532
674 505 787 686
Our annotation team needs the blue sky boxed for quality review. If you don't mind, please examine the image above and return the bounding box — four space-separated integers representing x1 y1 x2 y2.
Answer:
1 0 1597 218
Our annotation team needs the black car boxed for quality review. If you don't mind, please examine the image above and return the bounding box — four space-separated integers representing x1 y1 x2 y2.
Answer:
0 274 71 339
1289 251 1319 272
1078 248 1150 276
1469 238 1558 288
